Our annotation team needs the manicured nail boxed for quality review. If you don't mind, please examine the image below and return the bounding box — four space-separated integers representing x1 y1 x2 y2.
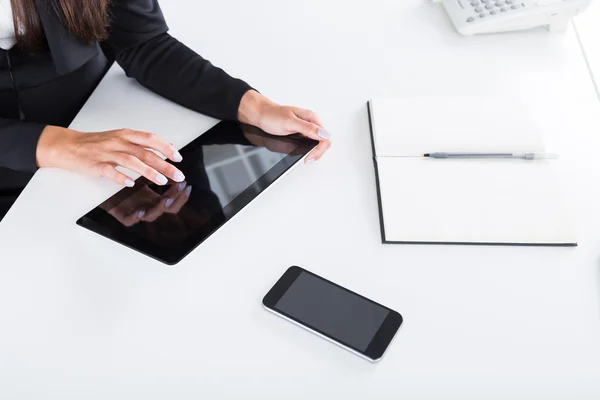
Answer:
164 198 174 208
184 186 192 196
317 128 330 140
173 171 185 182
137 210 146 219
156 174 168 185
125 179 135 187
177 182 186 191
306 158 316 164
173 150 183 162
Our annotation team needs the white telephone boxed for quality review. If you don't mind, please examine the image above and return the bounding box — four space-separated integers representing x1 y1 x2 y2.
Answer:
439 0 593 35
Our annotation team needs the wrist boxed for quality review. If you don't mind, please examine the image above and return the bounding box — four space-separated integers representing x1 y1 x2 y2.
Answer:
36 125 80 168
237 90 273 127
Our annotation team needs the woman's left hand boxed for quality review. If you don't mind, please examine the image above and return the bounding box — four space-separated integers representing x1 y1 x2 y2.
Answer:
237 91 331 163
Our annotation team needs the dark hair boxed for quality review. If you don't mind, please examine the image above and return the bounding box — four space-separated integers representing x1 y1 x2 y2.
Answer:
11 0 110 50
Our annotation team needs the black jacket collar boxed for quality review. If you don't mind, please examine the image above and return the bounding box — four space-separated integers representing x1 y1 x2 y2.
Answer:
35 0 100 75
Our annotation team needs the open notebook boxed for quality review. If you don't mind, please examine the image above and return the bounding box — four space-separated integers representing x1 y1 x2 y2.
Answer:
367 96 576 246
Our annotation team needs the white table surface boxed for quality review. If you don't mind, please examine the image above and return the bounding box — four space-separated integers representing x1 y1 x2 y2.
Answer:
2 1 600 399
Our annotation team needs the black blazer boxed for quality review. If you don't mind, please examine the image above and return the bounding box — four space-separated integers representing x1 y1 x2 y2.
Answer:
0 0 252 172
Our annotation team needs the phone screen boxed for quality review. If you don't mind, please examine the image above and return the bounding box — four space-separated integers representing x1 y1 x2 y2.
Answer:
264 267 402 360
275 271 389 351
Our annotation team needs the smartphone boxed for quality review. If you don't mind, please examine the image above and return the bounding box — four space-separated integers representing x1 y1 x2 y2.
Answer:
262 266 403 362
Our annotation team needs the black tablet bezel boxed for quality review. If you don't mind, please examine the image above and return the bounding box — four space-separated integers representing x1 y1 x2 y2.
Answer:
76 122 317 265
262 266 403 361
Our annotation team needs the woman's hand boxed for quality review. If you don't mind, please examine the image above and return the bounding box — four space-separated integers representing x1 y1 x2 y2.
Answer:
36 126 185 187
237 91 331 163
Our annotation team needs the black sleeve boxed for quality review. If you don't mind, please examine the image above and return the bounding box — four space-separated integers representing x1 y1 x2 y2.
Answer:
104 0 253 121
0 118 47 172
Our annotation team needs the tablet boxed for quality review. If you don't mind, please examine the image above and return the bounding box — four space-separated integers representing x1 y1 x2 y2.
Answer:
76 121 317 265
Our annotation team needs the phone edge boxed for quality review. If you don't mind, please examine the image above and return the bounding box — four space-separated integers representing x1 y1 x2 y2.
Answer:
262 304 385 363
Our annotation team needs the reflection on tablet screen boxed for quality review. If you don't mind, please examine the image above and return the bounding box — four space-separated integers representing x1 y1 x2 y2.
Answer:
76 121 317 265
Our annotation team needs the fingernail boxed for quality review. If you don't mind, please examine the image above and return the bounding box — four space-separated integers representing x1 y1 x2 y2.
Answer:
156 174 168 185
177 182 186 191
185 186 192 196
164 198 174 208
317 128 330 140
173 150 183 162
137 210 146 219
306 158 316 164
173 171 185 182
125 179 135 187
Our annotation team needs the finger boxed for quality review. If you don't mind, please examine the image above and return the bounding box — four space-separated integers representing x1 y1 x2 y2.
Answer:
159 181 188 212
142 189 188 222
140 198 166 222
163 187 191 214
126 146 186 183
97 163 136 187
109 207 146 227
110 152 169 186
118 129 183 163
120 186 162 214
293 108 324 127
164 181 188 198
126 209 147 226
288 118 331 142
304 139 331 163
141 187 185 222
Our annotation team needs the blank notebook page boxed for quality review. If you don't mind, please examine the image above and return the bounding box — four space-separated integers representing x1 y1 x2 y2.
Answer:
368 96 576 245
370 96 546 156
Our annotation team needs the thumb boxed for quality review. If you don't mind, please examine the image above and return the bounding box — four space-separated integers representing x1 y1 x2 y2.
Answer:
289 117 331 142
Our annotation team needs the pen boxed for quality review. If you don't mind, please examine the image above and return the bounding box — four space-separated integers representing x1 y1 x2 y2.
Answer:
423 152 558 160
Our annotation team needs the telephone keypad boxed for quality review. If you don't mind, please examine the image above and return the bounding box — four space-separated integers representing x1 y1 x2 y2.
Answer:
466 0 526 22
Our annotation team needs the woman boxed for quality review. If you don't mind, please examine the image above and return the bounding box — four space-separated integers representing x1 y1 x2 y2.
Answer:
0 0 331 188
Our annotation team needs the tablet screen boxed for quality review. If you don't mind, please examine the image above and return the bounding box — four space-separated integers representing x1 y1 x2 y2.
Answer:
76 121 317 265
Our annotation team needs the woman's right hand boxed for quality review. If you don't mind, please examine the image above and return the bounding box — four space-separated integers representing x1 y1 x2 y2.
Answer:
36 125 185 187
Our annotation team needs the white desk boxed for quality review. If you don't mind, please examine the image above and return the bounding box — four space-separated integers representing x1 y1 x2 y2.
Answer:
2 1 600 398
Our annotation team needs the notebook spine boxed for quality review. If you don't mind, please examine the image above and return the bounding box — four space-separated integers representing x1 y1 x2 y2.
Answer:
367 102 388 244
